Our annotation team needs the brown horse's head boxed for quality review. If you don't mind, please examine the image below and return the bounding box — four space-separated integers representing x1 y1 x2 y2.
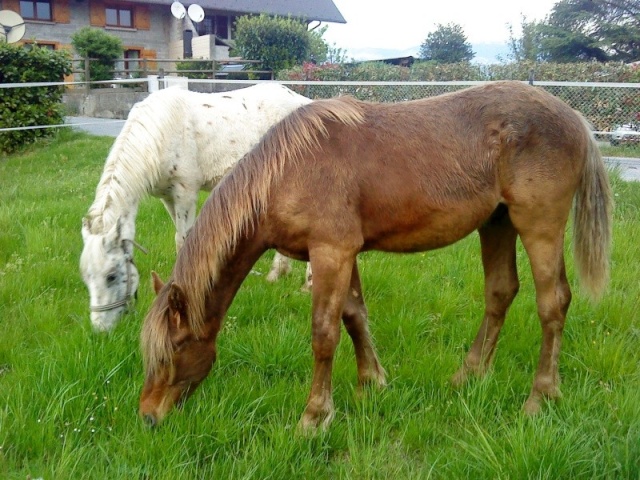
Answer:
139 272 216 427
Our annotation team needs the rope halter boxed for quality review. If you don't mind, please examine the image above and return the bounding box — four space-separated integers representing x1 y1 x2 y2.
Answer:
90 239 148 313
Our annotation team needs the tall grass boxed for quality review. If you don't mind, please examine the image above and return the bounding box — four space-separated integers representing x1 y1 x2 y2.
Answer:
1 130 639 479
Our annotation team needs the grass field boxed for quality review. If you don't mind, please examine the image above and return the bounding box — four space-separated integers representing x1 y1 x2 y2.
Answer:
1 130 639 479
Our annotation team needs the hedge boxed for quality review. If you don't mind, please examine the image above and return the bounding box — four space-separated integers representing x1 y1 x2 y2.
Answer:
278 61 640 131
279 60 640 84
0 43 72 155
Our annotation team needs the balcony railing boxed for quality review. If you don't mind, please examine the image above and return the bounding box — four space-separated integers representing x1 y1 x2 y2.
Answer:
70 57 273 92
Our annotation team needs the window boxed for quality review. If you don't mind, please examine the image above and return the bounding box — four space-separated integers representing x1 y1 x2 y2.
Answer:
214 15 228 39
196 14 234 42
115 49 141 77
20 0 52 21
23 42 56 50
106 6 132 27
124 49 140 76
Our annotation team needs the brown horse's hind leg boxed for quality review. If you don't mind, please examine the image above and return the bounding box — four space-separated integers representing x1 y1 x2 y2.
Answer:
342 261 386 390
452 207 519 387
519 233 571 414
298 246 356 433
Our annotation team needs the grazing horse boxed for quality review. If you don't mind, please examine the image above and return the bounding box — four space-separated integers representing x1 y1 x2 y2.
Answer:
80 83 312 332
139 81 612 432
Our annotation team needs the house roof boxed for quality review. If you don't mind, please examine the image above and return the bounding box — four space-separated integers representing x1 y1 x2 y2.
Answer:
136 0 346 24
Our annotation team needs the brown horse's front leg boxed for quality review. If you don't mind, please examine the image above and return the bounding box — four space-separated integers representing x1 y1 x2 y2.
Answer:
342 261 386 391
298 248 355 434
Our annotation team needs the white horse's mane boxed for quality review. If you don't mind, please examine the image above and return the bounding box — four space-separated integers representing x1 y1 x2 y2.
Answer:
84 84 312 235
86 88 186 233
81 84 313 331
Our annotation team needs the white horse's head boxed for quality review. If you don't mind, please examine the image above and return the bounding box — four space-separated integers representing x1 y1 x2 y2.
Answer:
80 216 140 332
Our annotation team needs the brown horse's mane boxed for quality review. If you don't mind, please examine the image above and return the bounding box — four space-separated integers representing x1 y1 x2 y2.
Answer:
142 96 365 369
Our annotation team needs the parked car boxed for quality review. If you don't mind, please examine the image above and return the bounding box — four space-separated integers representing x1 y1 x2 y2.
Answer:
610 123 640 146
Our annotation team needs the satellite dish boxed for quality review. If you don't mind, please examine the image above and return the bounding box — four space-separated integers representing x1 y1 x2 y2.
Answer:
0 10 26 43
170 1 186 19
187 4 205 23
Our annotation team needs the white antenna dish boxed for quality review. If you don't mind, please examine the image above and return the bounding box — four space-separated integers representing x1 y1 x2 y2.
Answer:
0 10 26 43
187 4 205 23
170 1 186 19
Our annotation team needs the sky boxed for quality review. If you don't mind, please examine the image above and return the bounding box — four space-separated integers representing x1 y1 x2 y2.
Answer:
321 0 560 62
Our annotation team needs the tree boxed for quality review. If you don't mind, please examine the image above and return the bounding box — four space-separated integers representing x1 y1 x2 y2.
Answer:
71 27 123 83
308 25 329 63
538 0 640 62
234 15 310 73
418 23 474 63
505 15 545 62
308 25 350 64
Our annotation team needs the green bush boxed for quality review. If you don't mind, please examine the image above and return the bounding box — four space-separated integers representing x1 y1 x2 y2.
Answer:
176 60 215 80
279 61 640 130
0 43 72 155
71 27 122 84
280 60 640 84
234 14 310 74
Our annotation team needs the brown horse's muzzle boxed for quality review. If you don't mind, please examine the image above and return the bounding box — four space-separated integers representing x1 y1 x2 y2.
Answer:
139 383 181 427
139 380 201 427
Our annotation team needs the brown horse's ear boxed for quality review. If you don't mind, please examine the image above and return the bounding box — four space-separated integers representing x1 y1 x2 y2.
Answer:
167 283 188 329
151 271 165 295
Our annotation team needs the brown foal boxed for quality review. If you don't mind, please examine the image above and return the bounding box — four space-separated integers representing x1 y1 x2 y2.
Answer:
139 81 612 432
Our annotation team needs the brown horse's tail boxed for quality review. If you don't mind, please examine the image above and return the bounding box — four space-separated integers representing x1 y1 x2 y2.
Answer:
572 117 613 301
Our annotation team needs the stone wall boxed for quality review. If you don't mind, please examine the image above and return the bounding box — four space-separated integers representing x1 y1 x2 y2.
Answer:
63 89 149 119
63 80 247 118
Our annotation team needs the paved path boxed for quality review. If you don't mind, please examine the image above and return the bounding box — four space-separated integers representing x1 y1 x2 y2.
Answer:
65 116 126 138
604 157 640 182
66 117 640 181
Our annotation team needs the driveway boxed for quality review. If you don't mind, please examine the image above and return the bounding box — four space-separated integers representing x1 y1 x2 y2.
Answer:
605 157 640 182
65 116 127 138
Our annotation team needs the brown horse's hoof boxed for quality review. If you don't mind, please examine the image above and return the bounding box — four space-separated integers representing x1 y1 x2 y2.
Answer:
296 409 335 435
523 396 543 415
450 368 469 388
523 387 563 415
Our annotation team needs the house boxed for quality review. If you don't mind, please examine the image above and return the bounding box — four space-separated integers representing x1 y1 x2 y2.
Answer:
0 0 345 68
362 56 415 67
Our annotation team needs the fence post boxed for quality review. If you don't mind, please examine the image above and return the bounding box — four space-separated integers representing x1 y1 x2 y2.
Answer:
84 57 91 93
142 58 148 91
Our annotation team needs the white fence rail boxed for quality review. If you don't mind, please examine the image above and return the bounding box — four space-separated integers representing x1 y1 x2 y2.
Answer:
1 79 639 141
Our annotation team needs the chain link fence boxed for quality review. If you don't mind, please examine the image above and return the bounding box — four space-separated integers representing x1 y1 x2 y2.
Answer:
3 78 640 142
267 81 639 138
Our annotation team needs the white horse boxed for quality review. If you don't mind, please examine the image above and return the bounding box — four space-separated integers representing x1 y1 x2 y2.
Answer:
80 83 312 332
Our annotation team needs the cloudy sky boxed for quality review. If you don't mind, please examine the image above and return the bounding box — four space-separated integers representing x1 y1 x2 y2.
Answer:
321 0 559 62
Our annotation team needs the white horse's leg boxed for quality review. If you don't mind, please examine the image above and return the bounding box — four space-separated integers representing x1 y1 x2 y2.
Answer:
301 263 313 292
266 252 292 282
265 253 313 291
172 191 198 252
160 198 179 249
160 187 198 252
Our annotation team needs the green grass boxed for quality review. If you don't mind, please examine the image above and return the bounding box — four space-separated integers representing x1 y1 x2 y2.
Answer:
1 130 639 479
600 143 640 158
